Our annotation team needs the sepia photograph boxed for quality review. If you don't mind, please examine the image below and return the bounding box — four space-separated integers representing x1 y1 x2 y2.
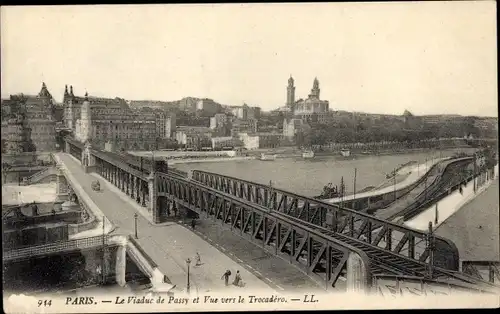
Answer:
1 2 498 312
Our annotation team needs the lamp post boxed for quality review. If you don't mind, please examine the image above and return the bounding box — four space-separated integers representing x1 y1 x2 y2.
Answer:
134 213 138 239
186 258 191 294
393 168 397 202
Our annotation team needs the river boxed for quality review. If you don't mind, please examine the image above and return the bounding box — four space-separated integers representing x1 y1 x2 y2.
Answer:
174 148 477 197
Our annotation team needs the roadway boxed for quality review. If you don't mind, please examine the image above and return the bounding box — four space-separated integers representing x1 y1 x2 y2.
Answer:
435 178 499 262
56 153 277 294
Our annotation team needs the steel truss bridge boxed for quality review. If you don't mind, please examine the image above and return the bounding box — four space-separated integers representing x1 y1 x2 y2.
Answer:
64 137 499 294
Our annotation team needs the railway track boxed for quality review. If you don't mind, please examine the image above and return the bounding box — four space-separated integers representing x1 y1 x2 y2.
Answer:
398 160 473 221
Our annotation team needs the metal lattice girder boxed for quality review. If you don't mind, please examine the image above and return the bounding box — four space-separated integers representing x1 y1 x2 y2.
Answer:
156 172 373 291
190 170 460 271
189 171 500 292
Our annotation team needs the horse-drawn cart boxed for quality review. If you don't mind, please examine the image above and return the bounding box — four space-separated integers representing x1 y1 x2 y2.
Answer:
91 180 101 191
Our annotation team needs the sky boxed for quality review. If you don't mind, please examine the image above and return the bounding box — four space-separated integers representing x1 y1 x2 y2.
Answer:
1 2 497 117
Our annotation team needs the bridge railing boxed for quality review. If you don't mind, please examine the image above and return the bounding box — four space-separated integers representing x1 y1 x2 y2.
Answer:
3 235 108 261
157 171 373 291
24 166 57 185
90 148 147 180
190 170 460 271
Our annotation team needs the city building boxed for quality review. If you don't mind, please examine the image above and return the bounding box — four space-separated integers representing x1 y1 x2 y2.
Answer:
72 93 157 151
175 126 213 149
256 132 284 149
209 113 228 130
1 83 56 153
238 133 260 150
292 77 330 121
128 100 179 111
154 111 176 139
230 118 258 136
1 116 28 154
67 88 176 151
230 104 262 120
196 99 221 116
178 97 199 113
211 136 242 150
63 85 129 130
283 118 304 139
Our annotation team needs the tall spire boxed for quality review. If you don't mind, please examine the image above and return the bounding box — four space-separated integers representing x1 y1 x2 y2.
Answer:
38 82 52 98
313 77 319 89
64 85 69 96
70 85 74 96
286 75 296 108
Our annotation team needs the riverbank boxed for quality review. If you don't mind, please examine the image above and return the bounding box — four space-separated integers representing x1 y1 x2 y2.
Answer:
175 148 471 197
241 145 475 161
168 156 255 164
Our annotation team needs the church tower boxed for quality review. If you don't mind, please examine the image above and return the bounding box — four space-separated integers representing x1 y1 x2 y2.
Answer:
79 92 92 143
309 77 320 99
286 75 296 108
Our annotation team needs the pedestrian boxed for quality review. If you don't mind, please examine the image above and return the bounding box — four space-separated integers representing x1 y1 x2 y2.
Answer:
221 270 231 286
232 270 242 287
195 252 201 266
191 218 196 230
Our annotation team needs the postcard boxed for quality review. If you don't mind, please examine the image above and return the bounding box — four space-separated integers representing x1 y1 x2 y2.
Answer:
1 2 498 313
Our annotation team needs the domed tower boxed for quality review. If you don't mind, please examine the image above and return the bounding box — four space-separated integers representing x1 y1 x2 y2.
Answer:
309 77 320 99
286 75 295 109
79 92 92 143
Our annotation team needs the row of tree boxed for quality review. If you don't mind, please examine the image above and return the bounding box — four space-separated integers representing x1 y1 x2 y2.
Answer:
295 116 495 148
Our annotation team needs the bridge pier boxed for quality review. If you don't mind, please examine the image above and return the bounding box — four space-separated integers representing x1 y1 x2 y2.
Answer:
148 173 160 223
346 252 371 294
115 244 127 287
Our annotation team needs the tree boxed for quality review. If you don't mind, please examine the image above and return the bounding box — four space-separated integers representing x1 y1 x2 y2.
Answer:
2 162 11 184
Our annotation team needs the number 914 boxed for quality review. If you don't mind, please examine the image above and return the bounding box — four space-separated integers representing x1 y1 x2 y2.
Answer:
38 300 52 307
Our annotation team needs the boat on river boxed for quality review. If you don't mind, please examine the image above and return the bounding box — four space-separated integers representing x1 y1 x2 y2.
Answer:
314 183 341 199
302 150 315 159
260 153 277 161
340 149 351 157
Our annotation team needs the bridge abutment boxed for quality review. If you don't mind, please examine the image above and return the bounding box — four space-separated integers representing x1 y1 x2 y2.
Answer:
56 165 70 202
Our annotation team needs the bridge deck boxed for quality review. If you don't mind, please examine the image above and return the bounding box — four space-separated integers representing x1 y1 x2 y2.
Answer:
56 153 276 294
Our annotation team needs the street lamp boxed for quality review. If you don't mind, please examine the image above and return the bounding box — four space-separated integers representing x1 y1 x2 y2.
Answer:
134 213 138 239
186 258 191 294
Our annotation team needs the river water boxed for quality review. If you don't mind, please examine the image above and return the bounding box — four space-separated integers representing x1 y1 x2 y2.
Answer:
175 148 476 197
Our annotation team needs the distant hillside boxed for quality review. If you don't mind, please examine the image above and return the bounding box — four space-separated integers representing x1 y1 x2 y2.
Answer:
129 96 226 112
